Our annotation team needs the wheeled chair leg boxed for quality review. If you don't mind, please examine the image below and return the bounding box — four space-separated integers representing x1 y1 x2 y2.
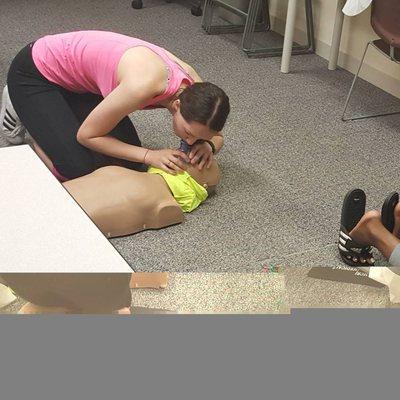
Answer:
131 0 143 9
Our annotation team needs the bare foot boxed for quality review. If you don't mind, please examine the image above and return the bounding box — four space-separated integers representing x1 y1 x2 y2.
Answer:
393 202 400 238
349 210 382 247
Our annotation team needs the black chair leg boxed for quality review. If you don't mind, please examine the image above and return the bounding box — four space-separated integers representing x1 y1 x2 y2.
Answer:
131 0 202 16
131 0 143 9
191 1 203 16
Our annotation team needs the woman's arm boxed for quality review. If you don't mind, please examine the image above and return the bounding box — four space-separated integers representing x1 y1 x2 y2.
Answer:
210 134 224 154
77 79 190 174
76 76 162 163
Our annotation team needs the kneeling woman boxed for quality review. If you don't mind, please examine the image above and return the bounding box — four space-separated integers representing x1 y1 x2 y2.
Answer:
2 30 230 179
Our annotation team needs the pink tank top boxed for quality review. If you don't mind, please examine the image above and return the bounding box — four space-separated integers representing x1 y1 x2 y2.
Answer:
32 31 194 109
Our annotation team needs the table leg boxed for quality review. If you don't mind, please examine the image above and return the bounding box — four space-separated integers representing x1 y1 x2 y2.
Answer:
328 0 346 70
281 0 298 73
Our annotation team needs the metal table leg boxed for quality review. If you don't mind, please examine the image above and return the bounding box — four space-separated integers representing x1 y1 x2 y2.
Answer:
203 0 313 60
329 0 346 70
281 0 298 73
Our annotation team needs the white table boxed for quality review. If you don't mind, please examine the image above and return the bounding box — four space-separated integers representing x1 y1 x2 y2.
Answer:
281 0 347 73
0 145 133 272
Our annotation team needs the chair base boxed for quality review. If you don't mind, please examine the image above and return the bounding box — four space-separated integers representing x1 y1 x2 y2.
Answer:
342 40 400 122
342 110 400 122
132 0 203 16
202 0 315 58
244 44 314 59
131 0 143 9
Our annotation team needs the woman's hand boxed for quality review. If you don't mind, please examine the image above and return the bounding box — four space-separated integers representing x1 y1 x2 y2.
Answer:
189 141 214 171
146 149 190 174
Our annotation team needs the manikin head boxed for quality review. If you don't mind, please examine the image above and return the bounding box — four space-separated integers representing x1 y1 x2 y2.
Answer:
171 82 230 145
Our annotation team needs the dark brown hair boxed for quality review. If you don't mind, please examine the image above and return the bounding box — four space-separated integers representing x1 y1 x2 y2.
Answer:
178 82 230 132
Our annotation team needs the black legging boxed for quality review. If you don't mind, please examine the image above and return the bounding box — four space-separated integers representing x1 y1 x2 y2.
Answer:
7 43 145 179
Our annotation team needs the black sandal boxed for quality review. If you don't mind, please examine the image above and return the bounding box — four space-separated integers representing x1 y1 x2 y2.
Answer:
338 189 375 267
381 192 399 233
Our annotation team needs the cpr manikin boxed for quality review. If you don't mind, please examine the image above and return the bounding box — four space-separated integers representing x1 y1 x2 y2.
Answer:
63 161 221 238
1 145 221 313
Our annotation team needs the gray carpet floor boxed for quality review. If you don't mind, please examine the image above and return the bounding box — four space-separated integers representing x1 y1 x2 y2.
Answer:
1 0 400 273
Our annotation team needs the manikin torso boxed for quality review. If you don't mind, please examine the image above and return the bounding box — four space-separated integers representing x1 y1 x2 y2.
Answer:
63 161 221 237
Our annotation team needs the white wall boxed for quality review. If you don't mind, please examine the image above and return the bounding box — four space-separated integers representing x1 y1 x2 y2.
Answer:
220 0 400 98
268 0 400 98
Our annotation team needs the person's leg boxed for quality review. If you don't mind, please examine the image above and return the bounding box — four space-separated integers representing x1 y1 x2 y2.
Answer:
386 204 400 267
106 116 146 172
7 44 96 179
349 211 400 261
388 246 400 267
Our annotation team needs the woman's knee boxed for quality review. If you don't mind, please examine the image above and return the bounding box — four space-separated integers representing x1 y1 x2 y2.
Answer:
55 160 94 180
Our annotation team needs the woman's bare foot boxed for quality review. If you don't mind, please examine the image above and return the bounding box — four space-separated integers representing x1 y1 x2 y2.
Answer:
349 210 382 247
393 202 400 238
346 209 400 262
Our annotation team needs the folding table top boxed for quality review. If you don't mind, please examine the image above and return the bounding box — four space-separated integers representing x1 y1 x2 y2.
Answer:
0 145 133 272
